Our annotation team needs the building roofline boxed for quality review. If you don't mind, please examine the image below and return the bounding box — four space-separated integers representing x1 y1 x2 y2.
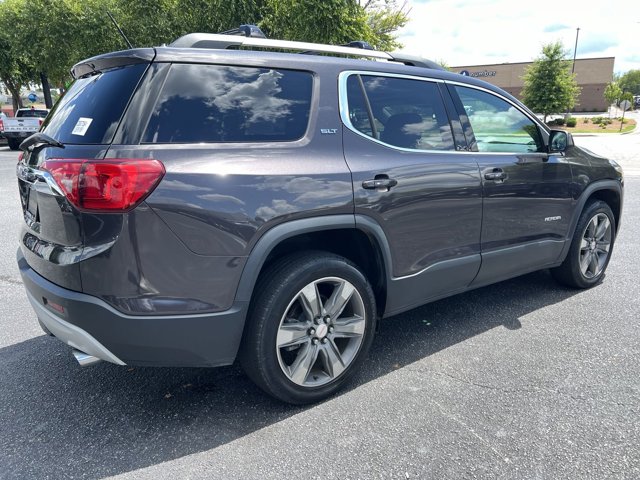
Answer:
452 57 615 69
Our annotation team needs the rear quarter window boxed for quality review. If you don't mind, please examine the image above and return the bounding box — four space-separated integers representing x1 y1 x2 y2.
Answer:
42 63 147 144
142 64 313 143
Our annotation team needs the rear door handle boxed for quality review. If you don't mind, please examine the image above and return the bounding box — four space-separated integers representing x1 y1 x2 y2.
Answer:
484 168 507 182
362 177 398 191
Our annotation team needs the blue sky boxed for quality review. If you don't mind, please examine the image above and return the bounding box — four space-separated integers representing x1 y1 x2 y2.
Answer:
397 0 639 73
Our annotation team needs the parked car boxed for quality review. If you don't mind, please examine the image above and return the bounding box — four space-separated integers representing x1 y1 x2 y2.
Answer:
0 111 6 140
3 107 49 150
16 27 624 404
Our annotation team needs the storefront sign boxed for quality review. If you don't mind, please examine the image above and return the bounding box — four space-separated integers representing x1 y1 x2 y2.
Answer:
459 70 497 78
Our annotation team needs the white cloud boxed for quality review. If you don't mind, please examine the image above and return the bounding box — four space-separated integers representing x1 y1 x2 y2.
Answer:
398 0 640 73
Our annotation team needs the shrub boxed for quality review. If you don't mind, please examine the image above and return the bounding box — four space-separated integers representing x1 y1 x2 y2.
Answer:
583 118 590 123
566 118 577 127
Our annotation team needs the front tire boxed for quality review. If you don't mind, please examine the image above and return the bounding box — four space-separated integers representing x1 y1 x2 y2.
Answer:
552 200 616 288
240 252 377 404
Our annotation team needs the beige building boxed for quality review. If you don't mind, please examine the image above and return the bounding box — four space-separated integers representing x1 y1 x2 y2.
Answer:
452 57 615 112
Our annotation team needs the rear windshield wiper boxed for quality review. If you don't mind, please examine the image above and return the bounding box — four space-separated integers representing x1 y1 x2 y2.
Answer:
20 133 65 153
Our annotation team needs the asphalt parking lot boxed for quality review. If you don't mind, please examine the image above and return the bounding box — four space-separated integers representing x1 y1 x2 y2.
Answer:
0 126 638 479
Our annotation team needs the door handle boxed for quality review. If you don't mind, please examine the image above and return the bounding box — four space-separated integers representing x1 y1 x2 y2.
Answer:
484 169 507 182
362 177 398 191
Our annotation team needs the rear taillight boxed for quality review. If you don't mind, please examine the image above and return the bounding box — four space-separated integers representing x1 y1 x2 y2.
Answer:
0 119 4 131
42 159 165 212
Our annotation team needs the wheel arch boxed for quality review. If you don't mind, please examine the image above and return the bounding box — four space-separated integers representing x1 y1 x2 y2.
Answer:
559 180 623 262
234 215 393 317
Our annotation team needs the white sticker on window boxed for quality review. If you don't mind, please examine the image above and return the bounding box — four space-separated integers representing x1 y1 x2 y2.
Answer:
71 117 93 136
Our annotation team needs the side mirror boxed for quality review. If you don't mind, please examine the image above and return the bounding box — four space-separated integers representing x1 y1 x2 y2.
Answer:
548 129 573 153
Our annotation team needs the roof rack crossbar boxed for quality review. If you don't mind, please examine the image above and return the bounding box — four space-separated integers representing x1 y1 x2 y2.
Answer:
219 24 266 39
342 41 374 50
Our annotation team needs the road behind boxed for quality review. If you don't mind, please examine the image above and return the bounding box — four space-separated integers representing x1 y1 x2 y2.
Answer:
0 128 638 479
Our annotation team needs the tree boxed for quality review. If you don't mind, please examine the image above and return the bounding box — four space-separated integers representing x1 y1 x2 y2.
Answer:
261 0 407 50
358 0 410 51
603 82 622 118
617 69 640 96
0 0 38 111
521 42 580 123
0 0 406 112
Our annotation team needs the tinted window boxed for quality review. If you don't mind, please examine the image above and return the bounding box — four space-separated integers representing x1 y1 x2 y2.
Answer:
42 64 147 144
143 65 313 143
346 74 454 151
17 109 48 118
454 86 543 153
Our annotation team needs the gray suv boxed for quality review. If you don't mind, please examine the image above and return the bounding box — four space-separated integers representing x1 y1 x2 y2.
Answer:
16 30 623 404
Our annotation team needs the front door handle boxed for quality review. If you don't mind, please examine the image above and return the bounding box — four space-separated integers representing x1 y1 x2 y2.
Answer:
484 168 507 182
362 177 398 191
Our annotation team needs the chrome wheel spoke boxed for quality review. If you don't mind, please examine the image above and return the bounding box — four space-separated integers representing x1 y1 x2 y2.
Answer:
586 218 597 238
299 282 322 321
588 253 598 275
289 343 319 385
595 217 610 240
277 322 310 348
580 252 591 275
324 280 355 319
322 339 346 378
332 315 366 338
595 250 608 269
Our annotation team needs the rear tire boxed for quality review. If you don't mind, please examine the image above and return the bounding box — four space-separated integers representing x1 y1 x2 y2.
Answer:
7 138 20 150
240 252 377 404
551 200 615 288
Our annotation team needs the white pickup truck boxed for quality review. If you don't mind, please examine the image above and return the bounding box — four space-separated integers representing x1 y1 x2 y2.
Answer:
2 108 49 150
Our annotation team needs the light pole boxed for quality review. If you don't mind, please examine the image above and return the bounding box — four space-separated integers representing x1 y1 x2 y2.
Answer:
571 27 580 74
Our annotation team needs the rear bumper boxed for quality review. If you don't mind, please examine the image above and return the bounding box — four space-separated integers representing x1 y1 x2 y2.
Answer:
18 250 249 367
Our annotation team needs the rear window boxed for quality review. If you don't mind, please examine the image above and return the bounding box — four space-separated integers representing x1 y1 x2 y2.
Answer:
142 64 313 143
42 63 147 144
17 109 48 118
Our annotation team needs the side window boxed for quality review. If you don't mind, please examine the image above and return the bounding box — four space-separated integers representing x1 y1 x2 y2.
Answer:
346 74 455 151
454 86 543 153
143 64 313 143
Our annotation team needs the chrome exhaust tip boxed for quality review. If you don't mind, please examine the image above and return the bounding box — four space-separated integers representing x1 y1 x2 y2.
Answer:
72 349 102 367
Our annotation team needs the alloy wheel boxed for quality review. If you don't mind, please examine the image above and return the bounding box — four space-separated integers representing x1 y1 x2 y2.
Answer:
579 212 612 279
275 277 366 387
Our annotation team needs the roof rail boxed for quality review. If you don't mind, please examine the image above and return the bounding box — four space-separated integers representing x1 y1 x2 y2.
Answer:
168 33 446 70
169 34 392 59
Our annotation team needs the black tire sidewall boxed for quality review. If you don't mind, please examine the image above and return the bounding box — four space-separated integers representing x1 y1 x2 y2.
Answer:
566 201 616 288
243 254 377 404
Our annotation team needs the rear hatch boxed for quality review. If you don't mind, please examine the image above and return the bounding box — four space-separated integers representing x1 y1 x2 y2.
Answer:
17 50 156 291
